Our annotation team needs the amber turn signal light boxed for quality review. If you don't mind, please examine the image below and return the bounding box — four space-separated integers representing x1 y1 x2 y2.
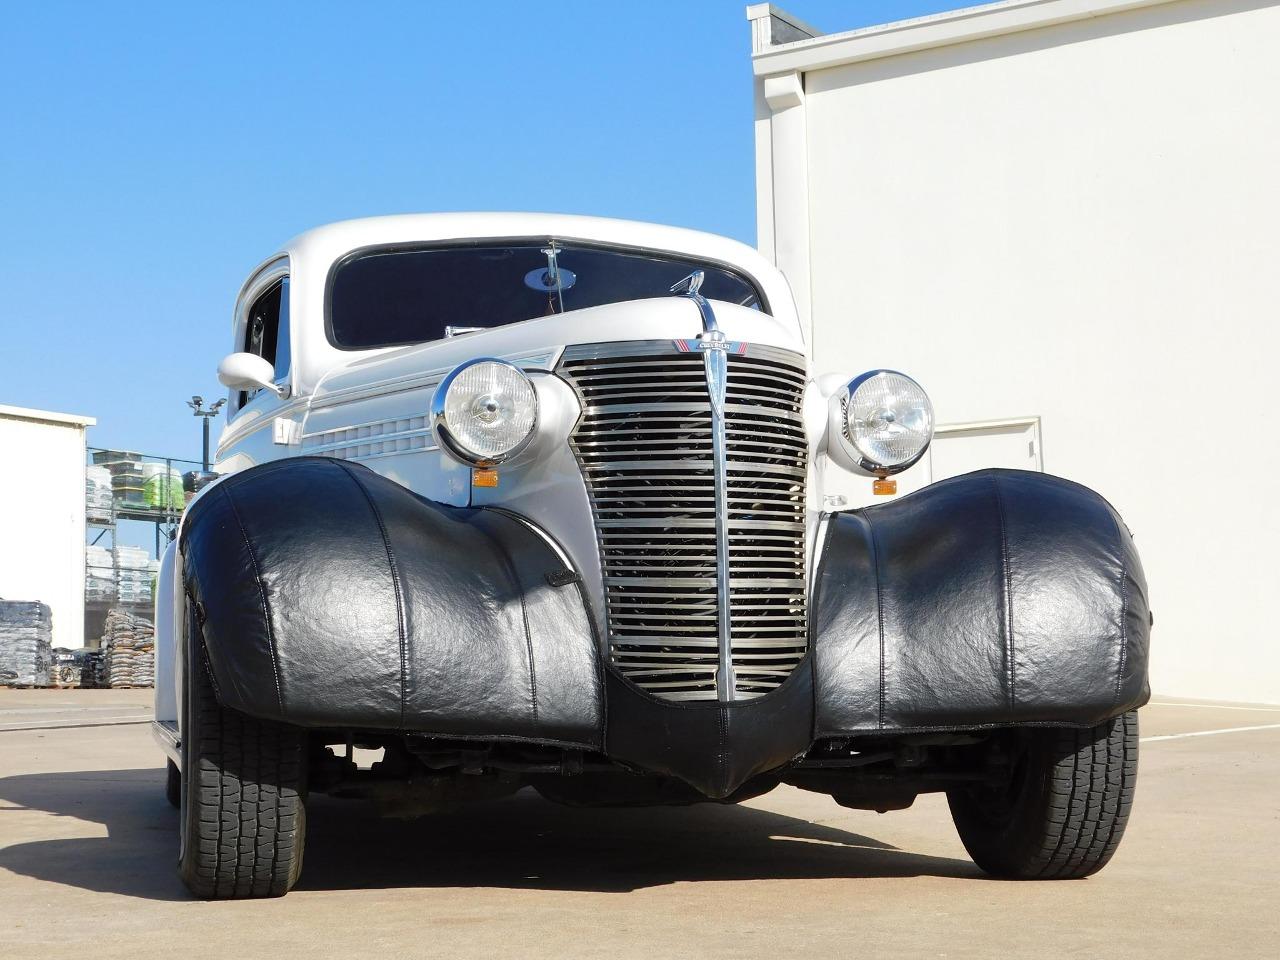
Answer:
472 469 499 488
873 477 897 496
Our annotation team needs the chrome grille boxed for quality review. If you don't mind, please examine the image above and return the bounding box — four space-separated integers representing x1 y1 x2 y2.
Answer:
559 340 809 702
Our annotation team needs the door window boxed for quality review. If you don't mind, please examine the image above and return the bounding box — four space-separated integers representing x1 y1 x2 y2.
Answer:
237 277 290 409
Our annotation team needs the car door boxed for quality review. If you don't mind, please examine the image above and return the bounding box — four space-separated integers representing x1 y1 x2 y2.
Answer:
217 265 295 470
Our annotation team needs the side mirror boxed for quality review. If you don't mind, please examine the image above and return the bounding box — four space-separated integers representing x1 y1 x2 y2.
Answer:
181 470 219 504
217 353 288 399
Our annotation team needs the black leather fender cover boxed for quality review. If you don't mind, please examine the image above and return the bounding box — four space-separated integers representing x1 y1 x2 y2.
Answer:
813 468 1150 734
179 456 603 748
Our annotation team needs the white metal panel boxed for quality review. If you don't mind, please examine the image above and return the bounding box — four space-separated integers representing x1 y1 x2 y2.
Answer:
756 0 1280 702
750 0 1191 75
0 409 92 650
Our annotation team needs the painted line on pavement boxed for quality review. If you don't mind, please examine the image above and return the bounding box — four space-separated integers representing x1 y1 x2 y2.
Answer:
0 717 153 732
0 705 152 715
1141 723 1280 743
1147 702 1280 713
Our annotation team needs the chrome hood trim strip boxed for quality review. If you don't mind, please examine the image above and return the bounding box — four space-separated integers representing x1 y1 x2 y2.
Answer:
672 272 736 702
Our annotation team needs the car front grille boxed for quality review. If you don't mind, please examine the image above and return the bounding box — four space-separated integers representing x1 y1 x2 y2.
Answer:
558 340 809 702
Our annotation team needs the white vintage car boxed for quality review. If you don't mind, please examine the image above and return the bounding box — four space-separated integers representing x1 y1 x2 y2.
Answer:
153 213 1150 898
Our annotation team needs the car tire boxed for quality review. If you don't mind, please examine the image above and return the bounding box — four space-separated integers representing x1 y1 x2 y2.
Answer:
947 710 1138 880
178 613 307 899
165 759 180 808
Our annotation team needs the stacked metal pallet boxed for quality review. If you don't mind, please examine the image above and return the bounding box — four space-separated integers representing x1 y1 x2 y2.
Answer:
0 600 53 687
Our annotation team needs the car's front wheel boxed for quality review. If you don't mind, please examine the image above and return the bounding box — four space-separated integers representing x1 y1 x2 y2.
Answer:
178 610 308 899
947 711 1138 880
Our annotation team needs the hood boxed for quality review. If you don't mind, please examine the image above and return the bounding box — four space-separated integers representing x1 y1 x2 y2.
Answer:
311 296 806 402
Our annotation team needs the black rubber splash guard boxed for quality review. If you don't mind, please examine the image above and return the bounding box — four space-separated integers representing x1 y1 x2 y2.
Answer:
179 457 603 747
812 468 1151 734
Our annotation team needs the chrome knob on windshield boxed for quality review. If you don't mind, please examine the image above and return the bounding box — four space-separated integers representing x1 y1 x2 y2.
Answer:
524 242 577 314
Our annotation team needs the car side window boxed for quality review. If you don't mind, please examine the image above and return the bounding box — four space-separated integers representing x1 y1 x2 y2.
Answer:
237 278 291 409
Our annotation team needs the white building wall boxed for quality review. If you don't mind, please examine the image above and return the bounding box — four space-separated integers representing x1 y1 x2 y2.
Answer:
751 0 1280 703
0 406 94 651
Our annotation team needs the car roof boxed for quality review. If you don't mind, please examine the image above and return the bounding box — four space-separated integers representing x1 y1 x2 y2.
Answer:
280 212 766 271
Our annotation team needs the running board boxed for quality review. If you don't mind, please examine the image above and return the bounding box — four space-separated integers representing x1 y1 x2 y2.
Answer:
151 719 180 764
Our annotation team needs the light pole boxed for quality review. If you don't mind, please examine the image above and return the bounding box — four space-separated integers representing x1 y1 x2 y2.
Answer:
187 396 226 471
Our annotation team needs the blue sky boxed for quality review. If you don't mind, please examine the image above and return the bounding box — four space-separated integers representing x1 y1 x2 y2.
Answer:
1 0 971 462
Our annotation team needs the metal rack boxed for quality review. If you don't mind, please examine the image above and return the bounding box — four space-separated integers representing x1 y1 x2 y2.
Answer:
84 447 203 646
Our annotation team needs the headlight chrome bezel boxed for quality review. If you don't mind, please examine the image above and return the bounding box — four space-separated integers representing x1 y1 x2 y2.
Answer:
431 358 539 467
836 369 935 476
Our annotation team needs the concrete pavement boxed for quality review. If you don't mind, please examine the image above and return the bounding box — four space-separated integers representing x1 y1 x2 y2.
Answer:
1 689 1277 959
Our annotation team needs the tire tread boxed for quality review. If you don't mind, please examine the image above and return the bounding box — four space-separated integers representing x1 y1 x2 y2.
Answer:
949 711 1138 880
180 647 305 899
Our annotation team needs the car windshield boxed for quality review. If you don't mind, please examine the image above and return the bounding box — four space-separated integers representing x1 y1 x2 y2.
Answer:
328 241 766 350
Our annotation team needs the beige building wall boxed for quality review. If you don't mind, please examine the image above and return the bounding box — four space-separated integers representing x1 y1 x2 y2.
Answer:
750 0 1280 703
0 406 95 650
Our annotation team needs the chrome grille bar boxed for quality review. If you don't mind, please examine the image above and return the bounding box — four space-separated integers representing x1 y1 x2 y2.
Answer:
560 337 809 703
710 365 735 700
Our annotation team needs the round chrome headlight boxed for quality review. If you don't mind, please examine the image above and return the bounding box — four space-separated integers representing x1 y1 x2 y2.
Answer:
841 370 934 474
432 359 538 465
